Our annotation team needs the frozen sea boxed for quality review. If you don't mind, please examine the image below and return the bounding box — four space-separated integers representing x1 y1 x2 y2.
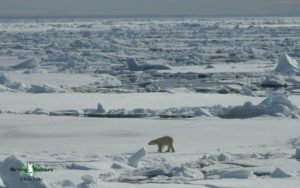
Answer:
0 16 300 188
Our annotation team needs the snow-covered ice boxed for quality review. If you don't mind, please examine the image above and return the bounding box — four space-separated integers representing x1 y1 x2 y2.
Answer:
212 92 300 118
0 16 300 188
11 58 40 70
127 148 147 168
271 168 294 178
275 54 300 75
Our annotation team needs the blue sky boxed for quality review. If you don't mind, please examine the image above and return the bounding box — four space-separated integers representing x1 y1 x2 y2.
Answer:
0 0 299 17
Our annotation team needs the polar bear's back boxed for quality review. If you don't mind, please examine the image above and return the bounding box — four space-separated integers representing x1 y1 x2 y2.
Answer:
151 136 173 145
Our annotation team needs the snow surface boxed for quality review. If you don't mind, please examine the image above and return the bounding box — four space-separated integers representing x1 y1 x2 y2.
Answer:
1 114 300 187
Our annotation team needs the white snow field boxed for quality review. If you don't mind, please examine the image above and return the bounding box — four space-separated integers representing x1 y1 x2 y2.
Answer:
1 114 300 187
0 16 300 187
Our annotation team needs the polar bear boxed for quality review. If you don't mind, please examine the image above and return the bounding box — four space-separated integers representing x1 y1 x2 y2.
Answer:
148 136 175 152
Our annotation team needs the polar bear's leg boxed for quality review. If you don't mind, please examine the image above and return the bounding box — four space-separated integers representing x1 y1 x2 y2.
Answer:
158 144 163 152
171 145 175 152
167 145 171 152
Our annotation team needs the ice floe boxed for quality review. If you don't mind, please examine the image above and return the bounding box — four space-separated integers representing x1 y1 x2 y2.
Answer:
11 58 39 70
219 170 254 179
0 73 10 85
92 74 122 88
213 92 300 119
126 58 170 71
271 167 294 178
27 84 65 93
296 148 300 160
275 54 300 75
76 175 99 188
128 147 146 168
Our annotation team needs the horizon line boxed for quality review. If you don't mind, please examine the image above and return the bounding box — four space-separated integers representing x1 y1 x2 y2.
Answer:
1 14 300 20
